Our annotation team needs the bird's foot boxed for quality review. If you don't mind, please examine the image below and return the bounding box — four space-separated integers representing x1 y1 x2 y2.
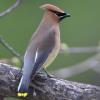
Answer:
32 73 47 86
30 72 47 93
30 69 55 94
30 83 46 94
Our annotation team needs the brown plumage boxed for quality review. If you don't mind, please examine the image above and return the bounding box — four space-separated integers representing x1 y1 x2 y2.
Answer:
17 4 70 97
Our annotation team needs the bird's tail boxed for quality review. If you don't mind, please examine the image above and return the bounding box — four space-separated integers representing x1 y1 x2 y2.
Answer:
17 61 41 97
17 74 30 97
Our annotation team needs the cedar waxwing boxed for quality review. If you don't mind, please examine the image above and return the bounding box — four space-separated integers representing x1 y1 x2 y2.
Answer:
17 4 70 97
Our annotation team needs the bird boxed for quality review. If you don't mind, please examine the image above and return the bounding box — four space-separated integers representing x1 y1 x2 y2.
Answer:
17 4 70 97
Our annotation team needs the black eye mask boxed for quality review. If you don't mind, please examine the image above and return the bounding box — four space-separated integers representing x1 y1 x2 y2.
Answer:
50 10 70 21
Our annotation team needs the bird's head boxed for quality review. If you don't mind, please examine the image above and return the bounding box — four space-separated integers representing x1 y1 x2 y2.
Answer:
40 4 70 22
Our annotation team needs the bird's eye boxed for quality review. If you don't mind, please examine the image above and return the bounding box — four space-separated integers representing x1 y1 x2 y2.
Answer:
50 10 60 17
53 11 61 17
54 13 58 17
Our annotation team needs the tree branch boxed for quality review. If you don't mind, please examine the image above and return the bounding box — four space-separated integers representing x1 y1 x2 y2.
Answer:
0 0 21 17
0 63 100 100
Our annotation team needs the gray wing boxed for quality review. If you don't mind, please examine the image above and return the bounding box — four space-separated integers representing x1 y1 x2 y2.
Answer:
24 29 56 76
32 30 56 75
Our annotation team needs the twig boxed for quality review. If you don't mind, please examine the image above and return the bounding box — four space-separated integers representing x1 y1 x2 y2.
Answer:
0 36 23 62
52 53 100 78
60 47 100 54
0 0 21 17
0 63 100 100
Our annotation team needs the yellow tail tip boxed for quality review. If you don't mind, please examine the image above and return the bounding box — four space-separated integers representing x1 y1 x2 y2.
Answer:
17 92 28 97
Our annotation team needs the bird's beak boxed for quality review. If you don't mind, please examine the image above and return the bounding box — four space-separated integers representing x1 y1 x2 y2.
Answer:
59 12 70 21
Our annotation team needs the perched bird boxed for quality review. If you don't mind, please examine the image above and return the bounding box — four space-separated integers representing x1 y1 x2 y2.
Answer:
17 4 70 97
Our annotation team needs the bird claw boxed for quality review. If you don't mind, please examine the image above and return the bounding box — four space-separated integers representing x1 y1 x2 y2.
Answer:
34 79 46 86
30 75 47 94
30 83 46 93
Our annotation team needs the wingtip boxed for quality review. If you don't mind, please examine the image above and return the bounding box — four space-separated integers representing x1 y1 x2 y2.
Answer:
17 92 28 97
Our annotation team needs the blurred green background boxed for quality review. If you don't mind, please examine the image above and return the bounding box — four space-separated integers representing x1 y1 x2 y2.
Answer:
0 0 100 99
